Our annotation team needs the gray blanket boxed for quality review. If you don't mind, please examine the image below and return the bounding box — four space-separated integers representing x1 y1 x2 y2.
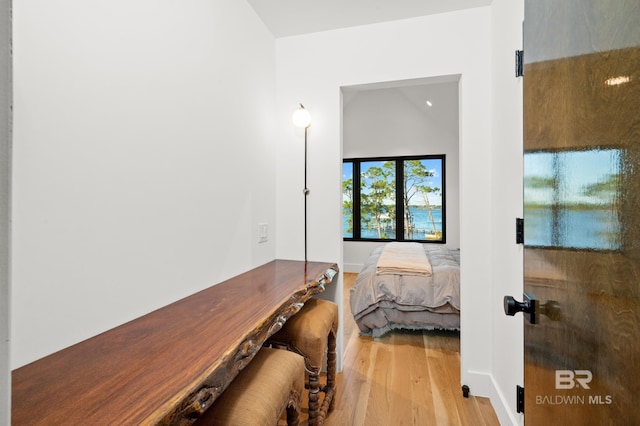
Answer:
350 244 460 337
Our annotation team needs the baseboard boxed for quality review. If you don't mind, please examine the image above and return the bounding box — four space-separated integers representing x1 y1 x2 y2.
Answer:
463 371 522 426
342 263 363 273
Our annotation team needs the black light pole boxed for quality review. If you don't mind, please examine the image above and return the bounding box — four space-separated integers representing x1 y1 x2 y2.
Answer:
303 124 309 262
293 104 312 262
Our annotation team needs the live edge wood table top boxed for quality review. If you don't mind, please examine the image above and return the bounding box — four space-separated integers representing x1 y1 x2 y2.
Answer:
12 259 338 426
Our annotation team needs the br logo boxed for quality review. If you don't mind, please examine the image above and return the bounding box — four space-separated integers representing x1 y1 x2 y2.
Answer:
555 370 592 389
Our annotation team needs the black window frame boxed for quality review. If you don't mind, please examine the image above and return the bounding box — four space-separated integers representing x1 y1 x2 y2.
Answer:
343 154 446 243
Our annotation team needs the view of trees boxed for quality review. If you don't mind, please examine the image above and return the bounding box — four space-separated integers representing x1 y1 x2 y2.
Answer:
342 176 353 236
361 161 395 239
403 160 441 239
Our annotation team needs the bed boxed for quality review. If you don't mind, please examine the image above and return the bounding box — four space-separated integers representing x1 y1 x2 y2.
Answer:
350 242 461 337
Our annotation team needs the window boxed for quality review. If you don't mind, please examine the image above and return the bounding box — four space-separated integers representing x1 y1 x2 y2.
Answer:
343 155 445 243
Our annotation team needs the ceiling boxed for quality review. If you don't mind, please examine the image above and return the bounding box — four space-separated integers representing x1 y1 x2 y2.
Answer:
343 77 460 134
247 0 493 38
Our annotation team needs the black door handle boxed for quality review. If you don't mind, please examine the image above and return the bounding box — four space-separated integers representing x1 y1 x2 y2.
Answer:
503 293 539 324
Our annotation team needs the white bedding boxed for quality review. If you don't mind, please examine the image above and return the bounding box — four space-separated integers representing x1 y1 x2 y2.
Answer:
350 243 460 337
375 242 433 276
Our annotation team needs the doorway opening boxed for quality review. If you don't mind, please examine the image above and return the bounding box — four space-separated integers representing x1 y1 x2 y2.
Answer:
340 74 462 344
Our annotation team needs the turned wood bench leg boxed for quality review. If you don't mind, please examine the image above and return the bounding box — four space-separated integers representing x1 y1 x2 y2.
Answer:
309 328 337 425
308 372 321 425
326 328 337 413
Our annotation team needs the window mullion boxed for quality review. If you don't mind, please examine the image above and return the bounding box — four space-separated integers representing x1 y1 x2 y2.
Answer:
353 161 361 240
396 160 404 241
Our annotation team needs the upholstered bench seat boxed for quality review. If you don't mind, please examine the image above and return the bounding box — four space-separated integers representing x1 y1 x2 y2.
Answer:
267 298 339 425
194 347 305 426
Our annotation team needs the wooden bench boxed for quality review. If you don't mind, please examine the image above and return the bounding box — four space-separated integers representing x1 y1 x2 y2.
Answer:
267 298 339 425
193 347 305 426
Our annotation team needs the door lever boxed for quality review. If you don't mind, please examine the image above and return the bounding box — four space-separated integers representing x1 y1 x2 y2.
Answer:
504 293 539 324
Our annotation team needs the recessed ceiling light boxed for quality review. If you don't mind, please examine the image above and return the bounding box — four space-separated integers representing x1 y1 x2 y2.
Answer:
426 100 433 107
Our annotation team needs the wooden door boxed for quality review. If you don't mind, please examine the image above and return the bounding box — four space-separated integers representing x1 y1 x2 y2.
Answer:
522 1 640 424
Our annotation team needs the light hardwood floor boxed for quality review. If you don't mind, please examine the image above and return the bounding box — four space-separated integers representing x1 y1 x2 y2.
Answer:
283 272 500 426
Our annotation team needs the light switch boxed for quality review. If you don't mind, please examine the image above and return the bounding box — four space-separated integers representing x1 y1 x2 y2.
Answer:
258 223 268 243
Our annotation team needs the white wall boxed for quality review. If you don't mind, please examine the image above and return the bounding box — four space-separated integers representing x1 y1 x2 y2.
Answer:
275 5 498 408
490 0 525 424
11 0 277 368
1 0 11 421
342 82 460 272
342 84 459 161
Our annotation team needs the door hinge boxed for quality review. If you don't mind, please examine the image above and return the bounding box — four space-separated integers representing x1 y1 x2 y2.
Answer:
516 218 524 244
515 50 524 77
517 385 525 413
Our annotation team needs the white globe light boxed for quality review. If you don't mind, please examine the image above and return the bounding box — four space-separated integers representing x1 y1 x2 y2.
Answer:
292 105 311 128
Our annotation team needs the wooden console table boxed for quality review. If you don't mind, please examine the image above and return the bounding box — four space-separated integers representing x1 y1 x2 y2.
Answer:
12 259 338 425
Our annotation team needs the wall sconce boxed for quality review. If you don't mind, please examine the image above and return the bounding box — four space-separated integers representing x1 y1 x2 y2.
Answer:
293 104 311 262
